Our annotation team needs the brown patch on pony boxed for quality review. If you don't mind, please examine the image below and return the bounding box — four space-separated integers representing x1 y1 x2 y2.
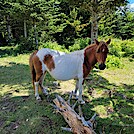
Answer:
29 50 43 92
83 46 97 78
83 49 90 78
43 54 55 71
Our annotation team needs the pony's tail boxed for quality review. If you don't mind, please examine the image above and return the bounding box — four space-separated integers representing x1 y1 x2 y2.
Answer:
29 50 38 91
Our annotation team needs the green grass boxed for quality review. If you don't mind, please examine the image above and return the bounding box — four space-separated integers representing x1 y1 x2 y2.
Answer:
0 47 134 134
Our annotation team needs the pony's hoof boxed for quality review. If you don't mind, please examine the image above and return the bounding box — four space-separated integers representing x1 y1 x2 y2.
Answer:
72 91 78 100
78 100 85 104
43 89 48 95
72 95 78 100
44 92 48 96
36 96 41 101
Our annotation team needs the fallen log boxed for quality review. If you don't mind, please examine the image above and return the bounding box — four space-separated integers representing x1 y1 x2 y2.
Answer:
53 95 96 134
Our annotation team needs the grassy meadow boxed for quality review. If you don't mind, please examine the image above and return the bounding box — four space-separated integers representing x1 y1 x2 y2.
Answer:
0 47 134 134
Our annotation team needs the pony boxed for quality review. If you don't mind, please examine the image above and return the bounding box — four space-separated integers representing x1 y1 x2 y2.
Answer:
29 39 111 104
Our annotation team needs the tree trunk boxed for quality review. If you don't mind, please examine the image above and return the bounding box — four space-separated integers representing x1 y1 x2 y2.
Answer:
24 20 27 38
34 22 38 49
91 13 98 44
6 15 12 41
91 0 98 44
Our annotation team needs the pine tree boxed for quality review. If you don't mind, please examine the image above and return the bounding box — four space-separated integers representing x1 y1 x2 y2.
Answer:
61 0 128 43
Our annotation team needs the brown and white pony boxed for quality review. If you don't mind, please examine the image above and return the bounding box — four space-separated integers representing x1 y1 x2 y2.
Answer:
29 39 111 104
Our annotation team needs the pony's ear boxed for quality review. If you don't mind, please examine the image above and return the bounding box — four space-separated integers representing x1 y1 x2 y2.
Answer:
94 39 99 45
106 39 111 45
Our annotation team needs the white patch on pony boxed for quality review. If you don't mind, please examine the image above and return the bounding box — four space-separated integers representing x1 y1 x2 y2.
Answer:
102 48 105 52
36 48 84 81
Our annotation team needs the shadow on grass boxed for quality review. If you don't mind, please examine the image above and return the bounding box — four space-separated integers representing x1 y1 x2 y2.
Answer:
0 61 68 134
0 63 30 85
0 61 133 134
82 71 134 134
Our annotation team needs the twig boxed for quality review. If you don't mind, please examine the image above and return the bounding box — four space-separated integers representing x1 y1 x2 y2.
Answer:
72 100 78 109
78 105 83 117
67 91 73 105
61 127 72 132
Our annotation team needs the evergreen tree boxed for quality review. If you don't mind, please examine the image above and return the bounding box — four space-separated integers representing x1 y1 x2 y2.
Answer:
61 0 128 43
99 7 134 39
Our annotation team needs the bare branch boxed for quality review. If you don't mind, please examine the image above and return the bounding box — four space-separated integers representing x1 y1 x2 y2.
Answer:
90 113 97 123
78 105 83 117
72 100 78 109
87 113 98 128
61 127 72 132
53 95 95 134
67 91 73 105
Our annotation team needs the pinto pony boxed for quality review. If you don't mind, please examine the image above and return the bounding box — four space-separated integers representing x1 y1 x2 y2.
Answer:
29 39 111 104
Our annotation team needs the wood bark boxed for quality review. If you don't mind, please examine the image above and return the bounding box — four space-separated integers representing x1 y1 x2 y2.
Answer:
34 23 38 49
24 20 27 38
91 0 98 44
91 12 98 44
53 95 96 134
6 15 12 41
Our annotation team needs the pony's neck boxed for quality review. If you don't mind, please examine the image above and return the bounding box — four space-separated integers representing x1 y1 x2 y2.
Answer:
83 44 97 77
85 45 98 67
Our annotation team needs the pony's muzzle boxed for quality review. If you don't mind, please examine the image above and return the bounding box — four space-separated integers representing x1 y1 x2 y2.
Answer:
99 64 106 70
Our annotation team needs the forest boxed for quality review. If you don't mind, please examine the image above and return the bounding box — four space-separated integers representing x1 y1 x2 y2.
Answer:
0 0 134 50
0 0 134 134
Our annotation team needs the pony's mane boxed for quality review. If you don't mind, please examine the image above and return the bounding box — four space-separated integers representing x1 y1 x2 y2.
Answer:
84 41 108 51
84 43 97 50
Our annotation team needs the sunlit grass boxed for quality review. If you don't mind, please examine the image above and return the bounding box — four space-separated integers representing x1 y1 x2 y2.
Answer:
98 58 134 85
0 49 134 134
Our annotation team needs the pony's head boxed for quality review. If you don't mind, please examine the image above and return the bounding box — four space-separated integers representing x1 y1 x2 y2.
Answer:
95 39 111 70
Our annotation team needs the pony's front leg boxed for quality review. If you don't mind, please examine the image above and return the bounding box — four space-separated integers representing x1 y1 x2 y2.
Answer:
34 81 41 100
72 80 79 99
78 78 85 104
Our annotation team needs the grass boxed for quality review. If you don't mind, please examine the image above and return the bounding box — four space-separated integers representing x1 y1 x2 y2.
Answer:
0 47 134 134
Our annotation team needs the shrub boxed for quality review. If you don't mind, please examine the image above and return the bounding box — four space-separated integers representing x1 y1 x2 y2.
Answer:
75 38 90 49
121 40 134 56
105 38 134 57
39 41 69 53
106 55 123 68
69 43 81 52
69 37 90 52
108 39 123 57
10 37 36 55
79 37 91 49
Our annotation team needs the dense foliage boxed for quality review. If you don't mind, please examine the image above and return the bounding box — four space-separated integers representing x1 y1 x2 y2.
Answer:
0 0 133 68
99 9 134 40
0 0 132 47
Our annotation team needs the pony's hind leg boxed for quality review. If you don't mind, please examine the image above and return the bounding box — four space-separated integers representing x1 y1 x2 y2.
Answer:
32 56 45 100
34 72 44 100
34 81 41 100
39 71 48 95
29 51 41 100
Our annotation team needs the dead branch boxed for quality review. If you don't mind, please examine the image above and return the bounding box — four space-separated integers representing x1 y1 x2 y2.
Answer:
53 95 96 134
